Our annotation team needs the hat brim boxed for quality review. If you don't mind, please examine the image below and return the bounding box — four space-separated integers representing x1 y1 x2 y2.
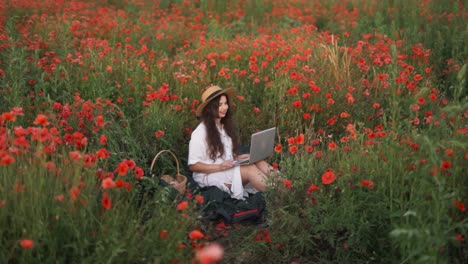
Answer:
195 88 236 117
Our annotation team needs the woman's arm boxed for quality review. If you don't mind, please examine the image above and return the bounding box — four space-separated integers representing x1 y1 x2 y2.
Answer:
189 160 234 174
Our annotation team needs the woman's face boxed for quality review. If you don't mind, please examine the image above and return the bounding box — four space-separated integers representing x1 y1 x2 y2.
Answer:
217 95 229 119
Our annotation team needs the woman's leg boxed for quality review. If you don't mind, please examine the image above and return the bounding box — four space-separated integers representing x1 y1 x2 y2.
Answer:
254 160 274 175
240 165 267 192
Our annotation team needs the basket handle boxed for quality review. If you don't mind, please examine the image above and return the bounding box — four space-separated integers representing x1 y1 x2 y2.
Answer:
149 150 181 177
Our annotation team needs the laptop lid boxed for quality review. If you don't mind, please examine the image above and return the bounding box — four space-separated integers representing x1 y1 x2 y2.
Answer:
236 127 276 165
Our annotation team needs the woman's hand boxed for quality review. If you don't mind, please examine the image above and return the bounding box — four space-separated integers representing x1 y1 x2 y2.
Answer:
219 160 234 171
236 154 250 161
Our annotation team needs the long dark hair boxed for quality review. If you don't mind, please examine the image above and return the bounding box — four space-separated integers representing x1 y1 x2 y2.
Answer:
200 94 239 161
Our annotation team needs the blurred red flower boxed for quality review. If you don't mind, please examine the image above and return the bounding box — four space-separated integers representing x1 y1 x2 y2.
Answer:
20 239 35 249
101 177 115 189
189 229 204 240
155 130 165 138
195 195 204 204
274 144 282 153
283 179 292 188
177 201 189 211
33 114 49 126
295 134 304 144
360 180 375 189
159 229 169 240
321 169 336 185
307 183 320 193
195 243 224 264
288 145 298 154
102 192 111 210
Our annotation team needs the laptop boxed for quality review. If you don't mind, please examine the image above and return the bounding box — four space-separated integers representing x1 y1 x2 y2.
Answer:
233 127 276 166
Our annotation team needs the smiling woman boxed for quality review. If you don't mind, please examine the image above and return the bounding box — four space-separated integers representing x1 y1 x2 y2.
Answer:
188 85 275 200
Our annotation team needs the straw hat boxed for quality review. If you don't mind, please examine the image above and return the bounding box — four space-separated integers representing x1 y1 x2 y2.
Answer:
196 85 236 117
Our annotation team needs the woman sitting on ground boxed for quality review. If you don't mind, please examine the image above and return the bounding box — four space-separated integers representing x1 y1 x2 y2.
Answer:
188 85 274 200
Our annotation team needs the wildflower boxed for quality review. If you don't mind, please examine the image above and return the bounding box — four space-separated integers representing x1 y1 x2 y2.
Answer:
283 179 292 188
189 229 204 240
321 169 336 185
160 229 169 240
69 151 82 161
95 115 105 127
455 234 464 242
307 183 320 193
69 186 80 200
115 161 129 176
155 130 165 138
288 145 298 155
195 195 204 204
195 243 224 264
33 114 49 126
315 150 323 159
96 148 110 159
102 192 111 210
440 161 452 171
20 239 35 249
452 201 466 212
328 142 337 150
292 100 302 108
305 145 314 153
274 144 282 153
0 154 14 165
360 180 375 189
177 201 189 211
101 177 115 189
295 134 304 144
133 166 144 179
99 135 107 145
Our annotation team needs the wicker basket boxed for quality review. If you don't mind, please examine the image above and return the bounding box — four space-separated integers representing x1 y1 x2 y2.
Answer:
150 150 187 194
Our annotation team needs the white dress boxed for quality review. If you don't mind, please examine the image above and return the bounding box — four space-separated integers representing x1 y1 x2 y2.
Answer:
188 122 257 200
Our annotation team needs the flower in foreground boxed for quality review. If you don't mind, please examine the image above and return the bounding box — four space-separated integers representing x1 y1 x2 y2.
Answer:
20 239 35 249
195 243 224 264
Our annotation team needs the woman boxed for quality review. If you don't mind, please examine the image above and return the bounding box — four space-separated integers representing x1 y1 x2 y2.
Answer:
188 85 274 200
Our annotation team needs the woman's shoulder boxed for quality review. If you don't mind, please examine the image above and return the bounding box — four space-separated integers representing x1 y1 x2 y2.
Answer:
191 122 207 136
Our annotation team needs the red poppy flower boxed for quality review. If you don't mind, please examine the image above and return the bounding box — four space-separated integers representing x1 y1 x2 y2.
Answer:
20 239 35 249
189 229 204 240
195 195 204 204
328 142 337 150
321 169 336 185
115 161 129 176
0 154 14 165
307 183 320 193
33 114 49 126
288 145 298 155
283 179 292 188
177 201 189 211
160 229 169 240
274 144 282 153
69 186 80 200
360 180 375 189
102 192 111 210
295 134 304 144
155 130 165 138
101 177 115 189
315 150 323 159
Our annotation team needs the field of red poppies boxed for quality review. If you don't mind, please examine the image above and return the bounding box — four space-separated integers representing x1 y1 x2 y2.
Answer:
1 0 467 263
